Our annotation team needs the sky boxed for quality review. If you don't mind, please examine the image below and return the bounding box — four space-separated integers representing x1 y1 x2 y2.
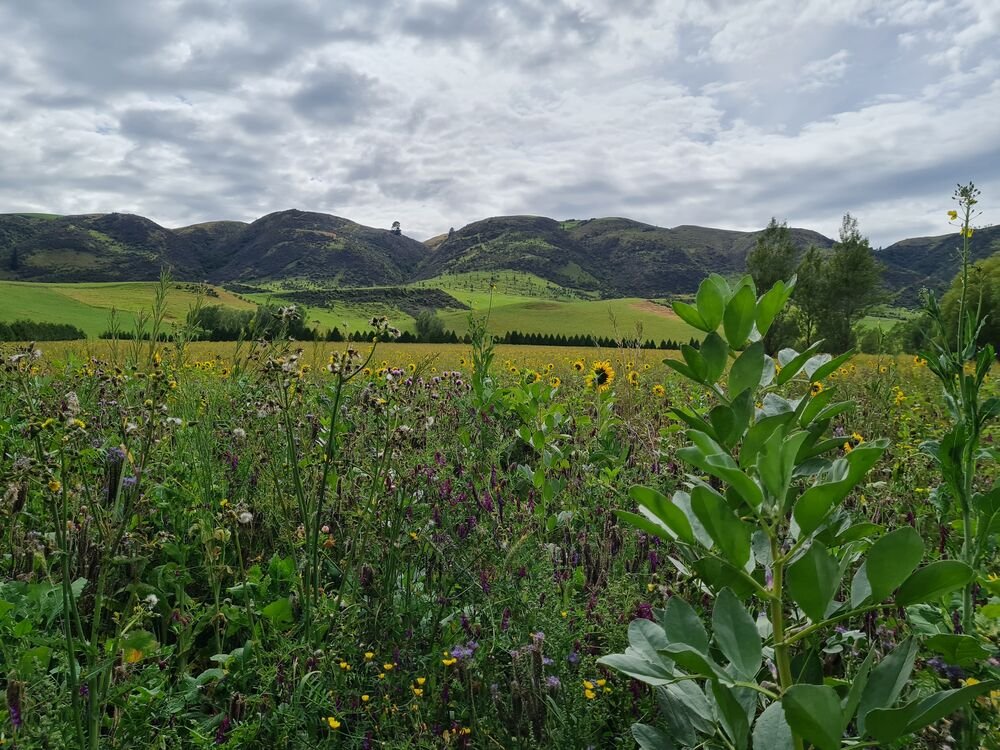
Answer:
1 0 998 247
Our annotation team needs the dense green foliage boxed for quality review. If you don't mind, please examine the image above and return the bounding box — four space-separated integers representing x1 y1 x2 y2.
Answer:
942 251 1000 352
0 319 86 341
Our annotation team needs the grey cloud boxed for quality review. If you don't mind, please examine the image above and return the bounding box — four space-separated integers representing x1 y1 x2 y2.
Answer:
289 65 385 125
0 0 997 245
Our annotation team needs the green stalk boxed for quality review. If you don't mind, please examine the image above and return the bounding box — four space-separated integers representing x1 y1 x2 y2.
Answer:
770 532 804 750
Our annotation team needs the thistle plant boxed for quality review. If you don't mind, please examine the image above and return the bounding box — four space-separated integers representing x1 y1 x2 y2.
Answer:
600 274 996 749
919 182 999 747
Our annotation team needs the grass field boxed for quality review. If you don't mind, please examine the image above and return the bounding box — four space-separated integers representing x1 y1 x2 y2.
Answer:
3 275 698 342
0 280 256 337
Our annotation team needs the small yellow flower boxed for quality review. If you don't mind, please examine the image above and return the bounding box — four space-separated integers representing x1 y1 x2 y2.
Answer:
596 679 607 687
48 479 62 493
361 694 370 703
810 381 824 396
948 210 959 220
652 383 666 397
584 689 597 699
583 680 594 690
961 226 974 238
339 661 351 671
124 648 143 664
412 687 424 697
326 716 341 730
442 657 457 666
364 651 375 661
416 677 426 686
383 662 395 671
561 610 568 618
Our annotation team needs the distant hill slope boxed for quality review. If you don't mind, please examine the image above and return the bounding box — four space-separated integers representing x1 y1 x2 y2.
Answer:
2 209 989 302
0 213 203 282
210 210 428 286
417 216 834 296
876 225 1000 304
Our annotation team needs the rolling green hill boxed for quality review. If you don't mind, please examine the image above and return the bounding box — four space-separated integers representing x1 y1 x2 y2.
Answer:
0 281 255 337
1 208 982 342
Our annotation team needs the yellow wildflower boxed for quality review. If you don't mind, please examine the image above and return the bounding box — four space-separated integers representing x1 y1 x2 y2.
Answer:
326 716 341 730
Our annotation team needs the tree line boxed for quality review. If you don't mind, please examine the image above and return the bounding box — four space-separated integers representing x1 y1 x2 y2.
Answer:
0 319 86 341
747 215 999 355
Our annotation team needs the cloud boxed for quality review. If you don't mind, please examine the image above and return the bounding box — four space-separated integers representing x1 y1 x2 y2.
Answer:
0 0 996 248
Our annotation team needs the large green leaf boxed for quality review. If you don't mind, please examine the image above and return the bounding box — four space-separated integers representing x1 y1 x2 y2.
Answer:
781 684 844 750
629 485 696 544
701 332 729 384
757 428 809 509
632 723 676 750
673 301 709 331
658 681 715 745
711 682 752 750
713 588 762 678
857 638 917 733
598 652 674 685
660 596 709 653
690 485 752 567
787 541 839 622
793 441 887 536
895 561 975 606
865 681 1000 744
696 275 729 330
752 701 793 750
729 341 765 398
776 342 824 386
864 527 924 603
723 283 757 349
628 618 670 663
756 278 794 337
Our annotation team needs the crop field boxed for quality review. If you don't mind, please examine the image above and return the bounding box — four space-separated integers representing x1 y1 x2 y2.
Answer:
3 268 999 750
1 274 700 343
0 281 255 338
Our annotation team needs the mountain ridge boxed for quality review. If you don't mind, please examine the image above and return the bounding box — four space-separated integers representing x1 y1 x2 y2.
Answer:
1 209 997 302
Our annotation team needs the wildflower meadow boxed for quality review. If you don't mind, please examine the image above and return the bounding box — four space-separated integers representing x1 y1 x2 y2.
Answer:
1 192 998 749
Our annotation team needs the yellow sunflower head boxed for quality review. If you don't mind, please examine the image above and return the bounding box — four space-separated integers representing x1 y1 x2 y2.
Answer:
572 359 585 373
652 383 666 397
810 381 824 396
627 370 640 386
586 361 616 392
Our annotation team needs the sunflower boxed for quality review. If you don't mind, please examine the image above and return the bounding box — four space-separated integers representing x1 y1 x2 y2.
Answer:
572 359 585 373
550 376 561 388
652 383 666 397
586 361 616 392
810 381 824 396
627 370 640 387
843 432 864 453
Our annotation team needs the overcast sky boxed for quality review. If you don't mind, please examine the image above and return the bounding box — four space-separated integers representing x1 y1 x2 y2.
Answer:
1 0 997 246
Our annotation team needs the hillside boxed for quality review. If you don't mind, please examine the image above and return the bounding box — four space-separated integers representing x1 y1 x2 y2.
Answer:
2 208 987 302
414 216 836 296
877 224 1000 304
210 210 427 286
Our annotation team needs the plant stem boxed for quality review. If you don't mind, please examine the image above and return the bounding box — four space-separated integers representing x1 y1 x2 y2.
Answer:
770 532 804 750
